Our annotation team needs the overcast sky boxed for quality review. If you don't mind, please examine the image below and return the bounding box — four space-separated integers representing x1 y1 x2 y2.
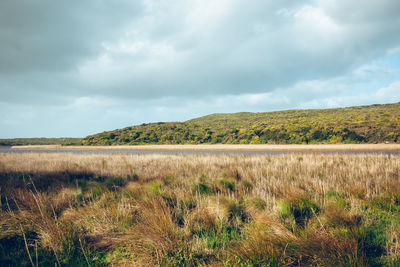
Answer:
1 0 400 138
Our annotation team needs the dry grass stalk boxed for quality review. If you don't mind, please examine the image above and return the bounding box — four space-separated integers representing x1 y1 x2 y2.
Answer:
1 152 399 265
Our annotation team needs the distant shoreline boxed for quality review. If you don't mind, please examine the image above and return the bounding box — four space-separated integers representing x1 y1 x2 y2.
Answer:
10 144 400 151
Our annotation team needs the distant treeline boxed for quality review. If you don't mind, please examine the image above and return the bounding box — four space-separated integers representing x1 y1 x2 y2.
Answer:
81 102 399 145
0 138 82 146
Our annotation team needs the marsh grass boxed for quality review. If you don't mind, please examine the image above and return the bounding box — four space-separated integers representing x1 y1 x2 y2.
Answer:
0 152 400 266
12 143 400 151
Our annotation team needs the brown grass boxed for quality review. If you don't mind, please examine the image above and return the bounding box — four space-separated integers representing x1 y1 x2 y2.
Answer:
1 152 400 266
11 143 400 150
1 152 398 198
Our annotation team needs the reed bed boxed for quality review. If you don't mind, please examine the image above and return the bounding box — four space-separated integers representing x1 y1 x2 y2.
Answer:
1 152 399 266
11 143 400 151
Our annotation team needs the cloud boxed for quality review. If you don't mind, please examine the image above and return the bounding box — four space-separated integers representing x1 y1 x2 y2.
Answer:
68 0 400 100
1 0 400 137
0 0 142 73
376 80 400 100
0 0 142 104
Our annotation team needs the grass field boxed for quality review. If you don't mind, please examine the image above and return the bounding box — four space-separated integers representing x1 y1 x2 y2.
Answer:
11 143 400 151
1 152 400 266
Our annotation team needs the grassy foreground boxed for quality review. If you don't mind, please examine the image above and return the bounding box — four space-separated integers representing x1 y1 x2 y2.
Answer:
1 153 400 266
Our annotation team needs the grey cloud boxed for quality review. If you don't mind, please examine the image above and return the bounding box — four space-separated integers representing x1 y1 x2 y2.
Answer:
3 0 400 102
319 0 400 23
1 0 400 137
0 0 142 73
70 0 400 99
0 0 143 103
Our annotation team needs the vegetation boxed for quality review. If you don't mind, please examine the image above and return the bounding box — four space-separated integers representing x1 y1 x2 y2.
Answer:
83 102 400 145
0 138 82 146
1 152 400 266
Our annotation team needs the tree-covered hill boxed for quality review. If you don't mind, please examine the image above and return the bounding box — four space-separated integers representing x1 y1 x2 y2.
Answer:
83 102 400 145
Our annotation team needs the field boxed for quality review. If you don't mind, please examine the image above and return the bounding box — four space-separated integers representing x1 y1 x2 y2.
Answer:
11 143 400 151
1 152 400 266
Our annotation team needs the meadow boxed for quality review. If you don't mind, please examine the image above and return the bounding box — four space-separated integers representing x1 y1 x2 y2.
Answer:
11 143 400 151
1 152 400 266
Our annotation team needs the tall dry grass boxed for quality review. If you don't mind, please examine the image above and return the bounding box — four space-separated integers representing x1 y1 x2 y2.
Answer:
1 152 400 266
11 143 400 150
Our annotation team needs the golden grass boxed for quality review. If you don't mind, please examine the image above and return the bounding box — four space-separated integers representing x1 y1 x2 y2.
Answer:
1 152 400 265
1 152 399 198
11 143 400 150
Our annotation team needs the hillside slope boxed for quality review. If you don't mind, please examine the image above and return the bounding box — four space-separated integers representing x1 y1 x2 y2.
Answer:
83 102 400 145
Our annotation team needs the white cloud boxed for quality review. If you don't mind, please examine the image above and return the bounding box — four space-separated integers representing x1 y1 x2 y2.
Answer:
376 81 400 100
1 0 400 137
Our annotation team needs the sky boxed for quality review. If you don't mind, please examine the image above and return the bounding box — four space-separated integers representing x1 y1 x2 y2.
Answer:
1 0 400 138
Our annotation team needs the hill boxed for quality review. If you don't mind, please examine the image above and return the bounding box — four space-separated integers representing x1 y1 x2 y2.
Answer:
82 102 400 145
